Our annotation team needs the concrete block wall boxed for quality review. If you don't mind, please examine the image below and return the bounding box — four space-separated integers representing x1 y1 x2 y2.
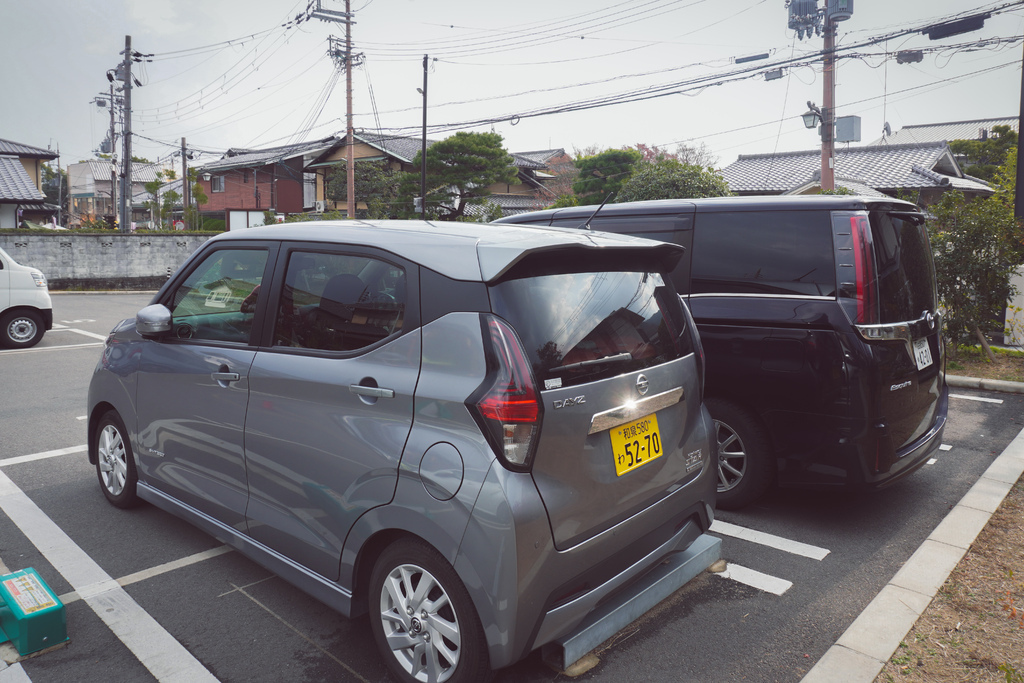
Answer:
0 233 214 290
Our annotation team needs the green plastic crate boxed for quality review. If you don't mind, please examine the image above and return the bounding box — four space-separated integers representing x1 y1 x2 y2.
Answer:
0 568 68 656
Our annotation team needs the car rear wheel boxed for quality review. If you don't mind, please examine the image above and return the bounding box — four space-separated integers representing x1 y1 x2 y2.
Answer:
0 310 44 349
707 398 774 510
369 539 491 683
95 411 140 509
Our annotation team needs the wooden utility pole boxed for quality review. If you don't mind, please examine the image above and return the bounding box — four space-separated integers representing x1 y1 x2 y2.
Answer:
420 54 428 215
181 138 190 229
119 35 133 233
820 0 836 191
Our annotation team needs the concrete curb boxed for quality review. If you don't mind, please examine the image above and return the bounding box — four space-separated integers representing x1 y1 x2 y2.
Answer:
801 424 1024 683
947 374 1024 394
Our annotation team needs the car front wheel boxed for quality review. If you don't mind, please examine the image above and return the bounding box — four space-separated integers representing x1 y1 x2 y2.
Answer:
0 310 44 349
369 539 490 683
95 411 140 509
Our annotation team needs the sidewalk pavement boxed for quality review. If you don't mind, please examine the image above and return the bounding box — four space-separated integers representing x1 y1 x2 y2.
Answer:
802 375 1024 682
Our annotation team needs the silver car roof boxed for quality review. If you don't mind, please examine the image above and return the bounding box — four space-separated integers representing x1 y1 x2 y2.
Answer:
207 220 682 282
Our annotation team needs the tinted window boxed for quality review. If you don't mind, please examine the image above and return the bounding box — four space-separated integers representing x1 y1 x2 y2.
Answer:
870 211 936 323
490 271 692 389
691 211 836 296
273 250 405 352
169 248 268 343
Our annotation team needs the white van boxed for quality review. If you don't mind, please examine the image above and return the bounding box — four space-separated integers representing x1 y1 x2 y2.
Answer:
0 246 52 348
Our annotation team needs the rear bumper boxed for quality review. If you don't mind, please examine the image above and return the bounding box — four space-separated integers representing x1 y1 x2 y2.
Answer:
867 383 948 489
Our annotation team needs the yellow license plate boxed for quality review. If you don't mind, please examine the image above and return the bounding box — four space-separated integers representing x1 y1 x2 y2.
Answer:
610 413 664 476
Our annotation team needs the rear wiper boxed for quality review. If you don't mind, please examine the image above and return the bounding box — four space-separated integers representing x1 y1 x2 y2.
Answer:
550 352 632 373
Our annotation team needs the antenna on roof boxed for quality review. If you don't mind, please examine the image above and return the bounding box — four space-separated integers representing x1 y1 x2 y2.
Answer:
580 193 615 231
883 122 892 137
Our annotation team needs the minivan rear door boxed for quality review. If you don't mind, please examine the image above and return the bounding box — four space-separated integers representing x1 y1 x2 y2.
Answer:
489 264 707 550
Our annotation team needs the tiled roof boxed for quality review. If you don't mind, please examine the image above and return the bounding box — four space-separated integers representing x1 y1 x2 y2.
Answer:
869 117 1018 146
355 133 438 163
200 136 339 173
513 149 568 167
721 141 991 195
464 193 544 217
0 138 58 160
0 156 46 202
75 160 166 184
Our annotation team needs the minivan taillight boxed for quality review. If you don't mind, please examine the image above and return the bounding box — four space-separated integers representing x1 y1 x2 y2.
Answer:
469 315 542 471
850 215 879 325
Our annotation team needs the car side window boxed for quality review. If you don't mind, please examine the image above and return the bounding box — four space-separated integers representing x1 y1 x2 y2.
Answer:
273 251 406 352
168 248 268 343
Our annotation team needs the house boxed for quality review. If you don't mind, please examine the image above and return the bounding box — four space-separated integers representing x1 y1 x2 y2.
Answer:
0 138 58 229
68 160 164 229
305 133 437 215
472 148 574 218
720 141 992 205
869 117 1018 146
194 137 338 229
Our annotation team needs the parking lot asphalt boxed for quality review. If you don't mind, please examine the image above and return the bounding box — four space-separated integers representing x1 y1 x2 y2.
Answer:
2 293 1024 682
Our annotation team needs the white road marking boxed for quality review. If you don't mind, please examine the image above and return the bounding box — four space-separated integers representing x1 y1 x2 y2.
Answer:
0 342 103 355
77 416 87 421
710 520 830 560
940 444 953 451
0 470 217 682
715 562 792 596
950 393 1004 404
927 458 938 465
0 662 32 682
0 445 87 468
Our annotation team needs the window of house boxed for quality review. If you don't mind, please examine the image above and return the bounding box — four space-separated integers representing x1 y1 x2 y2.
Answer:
242 170 249 184
211 175 225 193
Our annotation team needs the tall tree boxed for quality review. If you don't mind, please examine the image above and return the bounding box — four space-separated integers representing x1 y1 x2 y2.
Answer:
399 131 516 221
41 162 68 218
949 125 1017 182
327 159 400 219
572 148 642 205
144 171 165 229
616 158 731 202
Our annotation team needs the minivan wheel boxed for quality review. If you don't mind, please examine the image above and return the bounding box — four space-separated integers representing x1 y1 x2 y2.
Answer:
707 399 774 510
0 310 44 349
369 539 491 683
95 411 140 509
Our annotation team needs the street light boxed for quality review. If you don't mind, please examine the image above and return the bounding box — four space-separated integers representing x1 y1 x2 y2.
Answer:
802 101 823 129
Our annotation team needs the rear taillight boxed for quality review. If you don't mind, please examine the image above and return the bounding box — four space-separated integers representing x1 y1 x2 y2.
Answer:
469 315 542 471
850 215 878 324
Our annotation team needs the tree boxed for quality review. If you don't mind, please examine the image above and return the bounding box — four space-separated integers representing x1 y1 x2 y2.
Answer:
928 189 1024 359
398 131 517 221
949 125 1017 183
616 158 731 203
327 160 401 219
41 162 68 219
144 171 165 228
185 168 209 230
572 148 642 205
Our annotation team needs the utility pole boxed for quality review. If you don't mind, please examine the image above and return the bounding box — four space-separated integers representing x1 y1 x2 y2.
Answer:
109 81 119 227
181 138 190 229
420 54 428 215
820 0 836 191
315 1 361 219
1016 43 1024 220
56 144 62 228
119 35 133 233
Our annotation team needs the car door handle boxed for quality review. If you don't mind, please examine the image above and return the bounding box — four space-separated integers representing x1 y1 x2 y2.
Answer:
349 384 395 399
211 372 241 382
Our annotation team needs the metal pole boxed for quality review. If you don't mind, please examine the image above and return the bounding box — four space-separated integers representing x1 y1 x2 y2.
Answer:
56 144 62 228
181 137 189 229
120 35 133 232
421 54 428 216
109 81 118 227
821 2 835 191
345 0 355 219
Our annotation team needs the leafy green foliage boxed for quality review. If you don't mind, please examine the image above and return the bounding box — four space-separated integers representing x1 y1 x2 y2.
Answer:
818 187 855 195
616 159 731 202
327 160 401 218
949 125 1017 182
572 148 642 205
547 194 579 209
398 131 517 221
928 189 1024 347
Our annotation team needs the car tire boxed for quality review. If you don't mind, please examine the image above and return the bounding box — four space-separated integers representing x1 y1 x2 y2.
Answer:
707 398 774 510
369 538 491 683
0 310 44 349
95 411 140 509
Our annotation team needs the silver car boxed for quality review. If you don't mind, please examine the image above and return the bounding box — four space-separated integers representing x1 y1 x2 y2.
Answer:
87 220 716 682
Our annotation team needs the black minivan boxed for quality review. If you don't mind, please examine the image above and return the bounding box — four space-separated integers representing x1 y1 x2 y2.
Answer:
498 196 948 508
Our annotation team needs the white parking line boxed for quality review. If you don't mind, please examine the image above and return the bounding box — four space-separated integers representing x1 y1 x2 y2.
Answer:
0 663 32 682
715 562 793 596
710 520 830 560
0 446 87 469
0 342 103 355
927 458 938 465
940 444 953 451
0 470 217 682
950 393 1004 404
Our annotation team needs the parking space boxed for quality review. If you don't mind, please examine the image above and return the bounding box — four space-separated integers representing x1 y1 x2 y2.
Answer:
2 294 1022 682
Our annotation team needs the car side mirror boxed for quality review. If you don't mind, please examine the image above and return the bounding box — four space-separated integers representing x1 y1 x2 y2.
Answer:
136 304 172 338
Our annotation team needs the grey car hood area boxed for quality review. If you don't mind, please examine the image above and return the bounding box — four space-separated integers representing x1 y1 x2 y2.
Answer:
206 220 684 282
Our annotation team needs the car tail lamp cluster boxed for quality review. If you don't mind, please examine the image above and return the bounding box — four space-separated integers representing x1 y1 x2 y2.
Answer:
469 315 542 471
834 212 879 325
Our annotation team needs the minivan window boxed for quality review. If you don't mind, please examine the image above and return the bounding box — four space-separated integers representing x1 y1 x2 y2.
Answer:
691 211 836 297
490 271 692 388
870 211 937 324
273 250 406 352
169 247 268 343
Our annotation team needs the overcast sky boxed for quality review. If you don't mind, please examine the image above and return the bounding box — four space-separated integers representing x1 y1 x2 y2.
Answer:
2 0 1021 170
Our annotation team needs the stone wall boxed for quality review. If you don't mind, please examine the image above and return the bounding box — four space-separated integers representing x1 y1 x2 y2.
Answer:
0 233 214 290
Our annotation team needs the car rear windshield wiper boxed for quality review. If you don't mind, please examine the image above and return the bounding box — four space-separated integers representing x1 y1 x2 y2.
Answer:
550 352 633 373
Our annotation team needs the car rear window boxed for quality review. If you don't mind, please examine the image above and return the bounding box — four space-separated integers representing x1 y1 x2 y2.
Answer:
489 271 693 389
870 210 937 324
691 211 836 297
